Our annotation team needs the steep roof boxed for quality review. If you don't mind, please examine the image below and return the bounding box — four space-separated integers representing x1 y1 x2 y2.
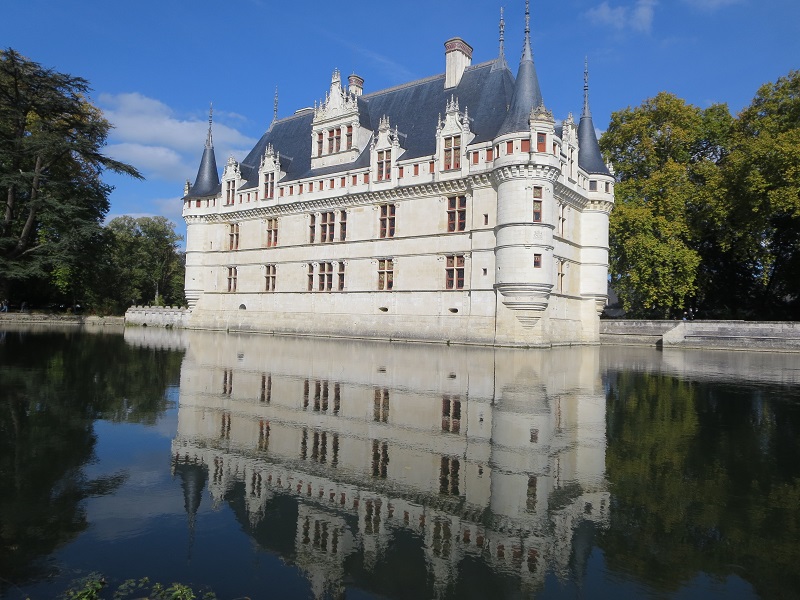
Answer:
235 60 515 189
577 62 610 176
185 113 221 198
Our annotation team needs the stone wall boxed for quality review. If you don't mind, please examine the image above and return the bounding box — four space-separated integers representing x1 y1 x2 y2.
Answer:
601 319 800 352
124 305 190 328
0 312 124 327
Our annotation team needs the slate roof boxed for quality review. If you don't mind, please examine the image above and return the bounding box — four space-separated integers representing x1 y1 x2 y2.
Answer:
186 143 221 198
234 59 516 190
577 65 610 176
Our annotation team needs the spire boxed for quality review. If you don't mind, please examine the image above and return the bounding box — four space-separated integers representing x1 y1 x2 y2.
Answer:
492 6 509 72
206 103 213 148
186 102 221 198
577 58 610 176
497 0 544 136
273 87 278 124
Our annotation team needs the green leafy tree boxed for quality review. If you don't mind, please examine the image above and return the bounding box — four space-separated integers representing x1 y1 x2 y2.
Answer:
600 93 730 317
0 48 142 304
106 216 184 308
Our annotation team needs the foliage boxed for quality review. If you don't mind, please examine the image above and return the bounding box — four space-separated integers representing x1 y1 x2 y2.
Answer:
0 48 142 306
601 72 800 318
62 574 217 600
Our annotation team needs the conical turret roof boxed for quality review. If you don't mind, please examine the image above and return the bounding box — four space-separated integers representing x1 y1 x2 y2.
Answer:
497 1 544 136
577 61 610 176
186 106 221 198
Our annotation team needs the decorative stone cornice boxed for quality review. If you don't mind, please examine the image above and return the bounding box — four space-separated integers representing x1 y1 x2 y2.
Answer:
491 163 560 185
495 282 553 328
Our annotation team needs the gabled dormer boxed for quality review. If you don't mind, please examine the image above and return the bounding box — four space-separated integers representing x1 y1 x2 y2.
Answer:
561 112 578 181
310 69 370 170
221 156 242 206
436 96 473 176
370 115 403 183
258 144 282 201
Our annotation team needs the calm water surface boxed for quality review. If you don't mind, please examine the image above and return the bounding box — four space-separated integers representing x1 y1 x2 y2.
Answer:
1 326 799 599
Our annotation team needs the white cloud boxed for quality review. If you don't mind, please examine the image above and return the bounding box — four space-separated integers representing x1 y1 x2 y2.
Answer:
98 92 258 184
585 0 657 33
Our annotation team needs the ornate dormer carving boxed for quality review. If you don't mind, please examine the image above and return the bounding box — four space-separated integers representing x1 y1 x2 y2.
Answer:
258 144 282 201
311 69 370 170
221 156 242 206
530 103 554 124
371 115 403 183
437 96 474 174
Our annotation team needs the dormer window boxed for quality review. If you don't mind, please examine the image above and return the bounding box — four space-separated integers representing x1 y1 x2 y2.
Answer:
377 150 391 181
317 133 323 157
327 130 334 153
537 133 546 152
335 128 342 152
263 173 275 199
444 136 461 170
346 126 353 149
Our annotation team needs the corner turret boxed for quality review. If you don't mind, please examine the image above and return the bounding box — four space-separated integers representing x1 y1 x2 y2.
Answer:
186 105 221 198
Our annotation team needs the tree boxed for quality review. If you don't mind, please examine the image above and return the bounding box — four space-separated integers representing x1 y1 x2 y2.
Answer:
0 48 142 303
601 93 728 317
106 216 184 308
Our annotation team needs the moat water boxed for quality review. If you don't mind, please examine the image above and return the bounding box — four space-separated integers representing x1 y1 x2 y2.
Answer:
1 325 799 600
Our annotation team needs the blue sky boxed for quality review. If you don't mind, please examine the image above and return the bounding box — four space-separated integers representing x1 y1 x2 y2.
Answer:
2 0 798 242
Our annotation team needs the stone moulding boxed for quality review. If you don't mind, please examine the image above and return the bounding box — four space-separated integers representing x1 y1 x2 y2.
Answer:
496 282 553 327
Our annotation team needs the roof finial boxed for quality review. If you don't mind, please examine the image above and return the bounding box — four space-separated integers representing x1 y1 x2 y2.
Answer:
206 102 213 148
521 0 533 62
499 7 506 58
273 87 279 124
583 57 591 118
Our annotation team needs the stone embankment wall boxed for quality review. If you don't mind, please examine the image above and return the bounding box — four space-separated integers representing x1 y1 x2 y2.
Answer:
601 319 800 352
0 312 124 327
124 306 189 328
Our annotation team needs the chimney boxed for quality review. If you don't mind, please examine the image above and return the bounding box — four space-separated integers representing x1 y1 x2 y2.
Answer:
444 37 473 88
348 73 364 96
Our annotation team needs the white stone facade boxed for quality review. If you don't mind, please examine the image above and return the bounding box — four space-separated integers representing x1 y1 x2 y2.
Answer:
182 11 614 347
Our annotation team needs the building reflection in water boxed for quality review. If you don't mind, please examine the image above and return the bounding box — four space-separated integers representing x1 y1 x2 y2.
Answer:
127 328 608 598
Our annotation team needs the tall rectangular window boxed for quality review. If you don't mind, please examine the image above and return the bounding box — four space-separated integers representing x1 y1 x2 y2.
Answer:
319 262 334 291
521 139 531 152
309 214 316 243
320 211 334 243
378 259 393 290
442 395 461 433
377 149 391 181
338 262 345 291
229 223 239 250
413 163 419 176
533 200 542 223
346 126 353 149
225 180 235 205
334 127 341 152
327 129 334 153
379 204 396 238
227 266 238 292
506 140 514 154
307 264 314 291
264 172 275 199
444 135 461 170
486 148 494 161
537 133 546 152
445 255 465 289
317 132 323 157
265 264 276 291
339 210 347 241
447 196 466 232
266 218 278 247
534 254 542 268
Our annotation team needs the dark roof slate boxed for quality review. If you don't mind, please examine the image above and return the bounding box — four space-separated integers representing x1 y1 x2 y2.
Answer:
185 145 221 198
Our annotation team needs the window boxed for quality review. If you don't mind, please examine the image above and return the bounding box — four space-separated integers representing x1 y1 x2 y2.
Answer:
225 180 235 205
309 214 316 243
534 254 542 268
339 210 347 241
363 172 369 184
320 211 334 243
521 139 531 152
227 266 238 292
444 135 461 170
506 140 513 154
413 163 419 176
377 149 391 181
398 166 404 178
378 259 393 290
537 132 546 152
379 204 396 238
327 129 334 153
318 262 334 291
338 262 345 291
558 260 565 292
340 176 346 187
346 125 353 149
486 148 493 161
372 440 389 478
533 185 543 199
317 132 323 157
298 183 303 195
266 218 278 247
264 172 275 199
439 457 460 495
334 127 341 152
260 374 271 403
445 255 465 289
352 175 358 186
442 395 461 433
229 223 239 250
605 181 611 193
447 196 466 232
472 151 479 165
265 264 276 291
533 200 542 223
559 204 566 236
374 388 389 422
428 160 435 173
589 180 598 191
307 264 314 291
